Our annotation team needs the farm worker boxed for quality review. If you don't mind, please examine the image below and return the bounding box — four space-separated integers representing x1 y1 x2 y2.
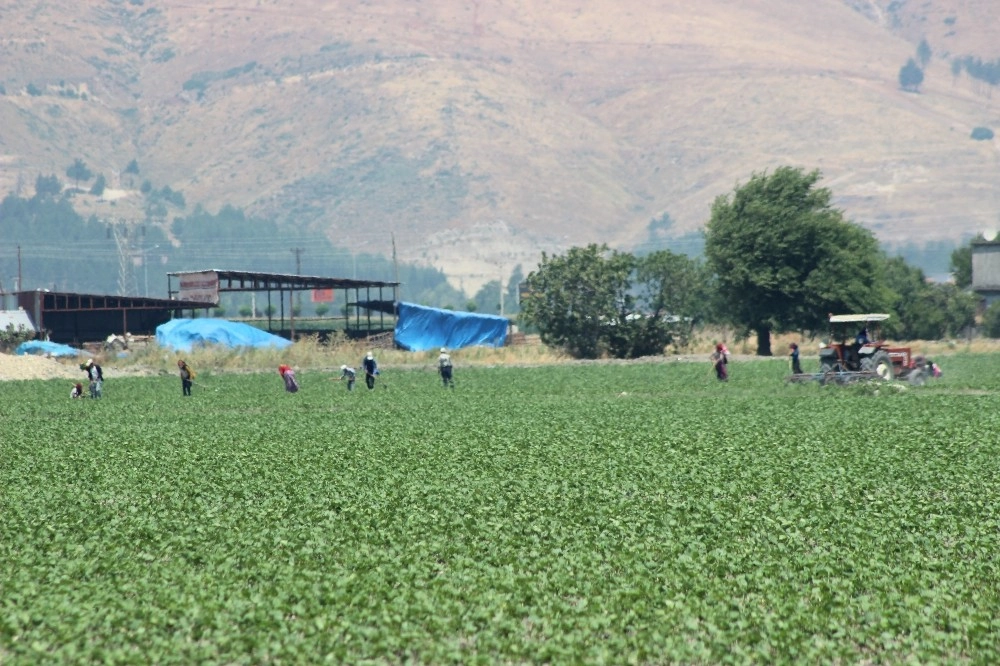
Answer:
928 358 942 378
710 343 728 382
362 352 378 390
789 342 803 374
177 359 195 396
278 364 299 393
438 347 454 388
338 364 357 391
855 327 869 346
81 359 103 398
70 382 84 399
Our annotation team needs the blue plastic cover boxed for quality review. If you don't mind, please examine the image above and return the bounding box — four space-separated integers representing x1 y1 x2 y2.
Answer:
15 340 85 357
155 318 292 352
394 302 508 352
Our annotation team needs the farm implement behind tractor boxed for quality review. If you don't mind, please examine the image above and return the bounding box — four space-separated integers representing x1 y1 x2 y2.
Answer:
788 314 929 386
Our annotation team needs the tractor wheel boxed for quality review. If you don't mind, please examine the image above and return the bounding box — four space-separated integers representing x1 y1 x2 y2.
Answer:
820 361 838 374
862 351 894 380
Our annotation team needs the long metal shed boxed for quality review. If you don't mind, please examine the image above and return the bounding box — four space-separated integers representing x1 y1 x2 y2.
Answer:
12 290 211 345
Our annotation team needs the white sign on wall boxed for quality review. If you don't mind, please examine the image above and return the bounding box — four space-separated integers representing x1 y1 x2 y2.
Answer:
178 271 220 305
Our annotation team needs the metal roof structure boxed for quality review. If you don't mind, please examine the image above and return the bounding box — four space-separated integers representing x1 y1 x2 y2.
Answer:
166 269 399 292
829 314 891 323
166 269 401 341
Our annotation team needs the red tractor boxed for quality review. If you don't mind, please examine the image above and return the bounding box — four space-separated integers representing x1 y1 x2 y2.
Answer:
816 314 925 383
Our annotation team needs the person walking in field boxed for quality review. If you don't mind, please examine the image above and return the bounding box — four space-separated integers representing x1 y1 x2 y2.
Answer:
789 343 803 375
710 343 728 382
338 364 357 391
81 359 103 398
438 347 454 388
177 359 195 396
362 352 379 390
70 382 84 399
278 364 299 393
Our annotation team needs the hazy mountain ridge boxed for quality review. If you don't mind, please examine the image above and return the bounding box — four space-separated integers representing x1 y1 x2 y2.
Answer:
1 0 998 291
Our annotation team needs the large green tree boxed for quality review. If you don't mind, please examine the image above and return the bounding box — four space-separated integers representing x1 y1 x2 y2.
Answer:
520 244 635 359
705 167 888 355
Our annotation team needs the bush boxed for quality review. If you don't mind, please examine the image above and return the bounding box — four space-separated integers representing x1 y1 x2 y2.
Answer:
0 324 35 352
983 301 1000 337
238 305 253 318
315 303 330 317
971 127 995 141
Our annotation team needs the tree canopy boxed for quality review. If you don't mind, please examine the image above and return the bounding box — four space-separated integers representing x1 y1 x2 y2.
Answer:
704 167 888 355
520 245 709 359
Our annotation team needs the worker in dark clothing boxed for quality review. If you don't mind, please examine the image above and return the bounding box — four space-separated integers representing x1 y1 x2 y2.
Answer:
789 343 803 374
362 352 378 390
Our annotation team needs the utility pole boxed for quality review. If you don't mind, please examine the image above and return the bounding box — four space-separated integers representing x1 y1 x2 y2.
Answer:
17 244 22 293
290 248 304 342
391 233 400 305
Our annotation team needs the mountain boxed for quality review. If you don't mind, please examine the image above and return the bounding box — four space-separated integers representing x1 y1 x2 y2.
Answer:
2 0 999 292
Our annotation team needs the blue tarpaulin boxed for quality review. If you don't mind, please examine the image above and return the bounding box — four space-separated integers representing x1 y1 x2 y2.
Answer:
155 318 292 352
394 302 508 352
15 340 86 358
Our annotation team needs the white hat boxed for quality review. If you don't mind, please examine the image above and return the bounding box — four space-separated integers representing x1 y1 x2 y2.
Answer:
366 352 373 359
340 364 347 371
441 347 448 353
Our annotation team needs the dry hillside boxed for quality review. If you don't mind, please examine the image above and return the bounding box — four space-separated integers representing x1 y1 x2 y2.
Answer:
1 0 998 291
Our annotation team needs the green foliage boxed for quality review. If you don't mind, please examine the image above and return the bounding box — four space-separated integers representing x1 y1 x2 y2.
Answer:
238 304 253 317
25 82 42 96
916 38 932 67
899 58 925 91
314 303 330 317
521 244 637 359
633 250 715 349
882 257 977 339
65 158 92 187
465 299 478 312
124 159 140 175
0 323 34 351
971 126 995 141
705 166 888 355
956 56 1000 86
89 173 107 196
950 242 973 289
2 359 1000 662
34 174 61 197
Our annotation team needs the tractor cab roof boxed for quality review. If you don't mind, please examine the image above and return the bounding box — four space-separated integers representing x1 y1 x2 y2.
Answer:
829 313 891 324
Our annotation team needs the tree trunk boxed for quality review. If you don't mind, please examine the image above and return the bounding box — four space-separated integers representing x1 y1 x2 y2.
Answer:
755 326 772 356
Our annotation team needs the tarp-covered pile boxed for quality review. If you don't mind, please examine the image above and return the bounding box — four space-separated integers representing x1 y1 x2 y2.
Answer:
156 318 292 352
15 340 86 358
394 302 508 352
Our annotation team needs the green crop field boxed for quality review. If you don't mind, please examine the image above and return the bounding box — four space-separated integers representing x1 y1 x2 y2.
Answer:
2 356 1000 664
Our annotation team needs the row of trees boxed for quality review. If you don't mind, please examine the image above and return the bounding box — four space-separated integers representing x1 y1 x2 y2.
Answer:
521 167 977 359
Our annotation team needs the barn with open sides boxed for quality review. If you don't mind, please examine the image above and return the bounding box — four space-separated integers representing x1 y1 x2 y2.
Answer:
166 269 400 341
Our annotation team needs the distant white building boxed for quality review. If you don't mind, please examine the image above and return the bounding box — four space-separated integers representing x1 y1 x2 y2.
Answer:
972 241 1000 307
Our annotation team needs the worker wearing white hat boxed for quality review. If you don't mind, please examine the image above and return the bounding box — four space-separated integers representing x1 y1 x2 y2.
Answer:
438 347 454 388
361 351 379 390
